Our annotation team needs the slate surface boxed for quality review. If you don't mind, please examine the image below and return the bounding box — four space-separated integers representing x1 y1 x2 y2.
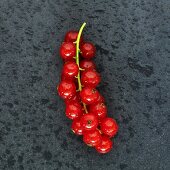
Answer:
0 0 170 170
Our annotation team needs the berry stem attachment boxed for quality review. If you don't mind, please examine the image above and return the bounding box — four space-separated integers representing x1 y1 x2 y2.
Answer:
76 22 88 114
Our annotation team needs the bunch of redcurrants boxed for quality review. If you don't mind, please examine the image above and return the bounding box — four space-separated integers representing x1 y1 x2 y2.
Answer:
57 23 118 154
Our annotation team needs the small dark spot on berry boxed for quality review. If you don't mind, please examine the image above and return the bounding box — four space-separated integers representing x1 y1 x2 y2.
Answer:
92 89 96 93
87 120 92 124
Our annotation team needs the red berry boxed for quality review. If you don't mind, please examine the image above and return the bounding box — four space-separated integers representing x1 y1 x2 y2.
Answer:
90 103 107 120
80 113 98 131
64 92 80 105
65 102 82 120
80 60 96 70
81 70 101 88
57 80 76 100
60 42 76 60
80 87 100 105
80 42 96 59
65 31 83 43
100 118 119 137
96 94 105 104
62 61 79 78
83 130 102 146
61 72 75 82
95 135 113 154
71 119 83 135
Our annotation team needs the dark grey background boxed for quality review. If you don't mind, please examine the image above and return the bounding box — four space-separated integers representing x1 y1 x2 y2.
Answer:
0 0 169 170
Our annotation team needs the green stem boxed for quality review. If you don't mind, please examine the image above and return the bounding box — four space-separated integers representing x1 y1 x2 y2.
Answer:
76 22 88 114
83 103 88 113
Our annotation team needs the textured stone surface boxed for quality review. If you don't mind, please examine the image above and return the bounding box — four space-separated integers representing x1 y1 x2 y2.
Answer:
0 0 170 169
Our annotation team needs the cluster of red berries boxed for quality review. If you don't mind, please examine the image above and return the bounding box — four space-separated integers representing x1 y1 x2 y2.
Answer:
57 23 118 154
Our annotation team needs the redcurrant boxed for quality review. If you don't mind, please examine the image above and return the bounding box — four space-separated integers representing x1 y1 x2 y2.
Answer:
100 118 119 137
60 42 76 60
83 129 102 146
71 119 83 135
81 70 101 88
80 60 96 71
90 102 107 120
96 94 105 104
95 135 113 154
80 87 100 105
80 42 96 59
58 23 119 153
64 92 80 105
61 72 75 82
65 102 82 120
62 61 79 78
80 113 98 131
65 31 83 43
57 80 76 100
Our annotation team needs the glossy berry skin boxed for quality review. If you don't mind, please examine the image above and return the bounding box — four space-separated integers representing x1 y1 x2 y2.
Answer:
61 72 75 82
64 92 80 105
80 42 96 59
100 118 119 137
60 42 76 61
57 80 76 100
65 102 82 120
62 61 79 78
80 87 100 105
90 103 107 120
71 119 83 135
80 113 98 131
83 130 102 146
96 94 105 104
81 70 101 88
65 31 83 43
62 75 79 88
80 60 96 71
95 135 113 154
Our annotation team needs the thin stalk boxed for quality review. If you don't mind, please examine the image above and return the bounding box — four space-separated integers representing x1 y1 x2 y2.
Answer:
76 22 88 113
